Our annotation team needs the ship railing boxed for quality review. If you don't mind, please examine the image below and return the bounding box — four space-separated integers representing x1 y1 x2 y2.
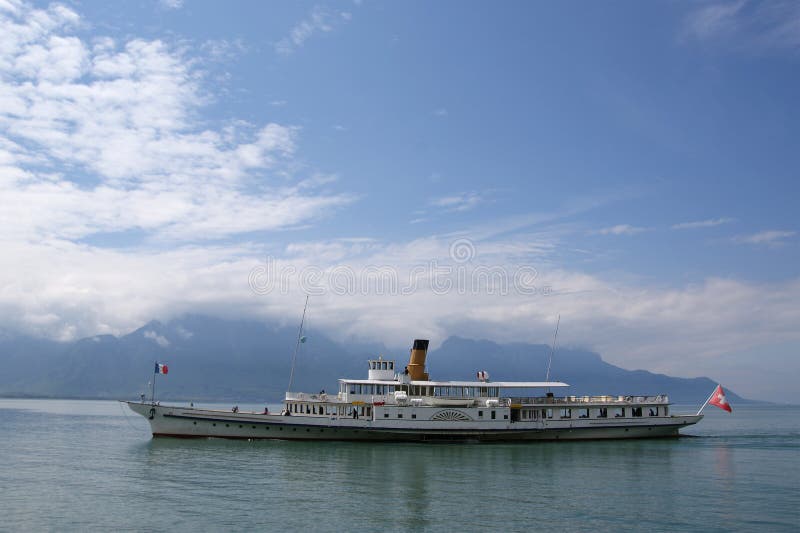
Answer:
507 395 669 405
285 392 333 402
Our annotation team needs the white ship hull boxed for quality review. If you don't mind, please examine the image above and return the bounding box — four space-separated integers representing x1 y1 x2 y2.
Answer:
125 401 703 442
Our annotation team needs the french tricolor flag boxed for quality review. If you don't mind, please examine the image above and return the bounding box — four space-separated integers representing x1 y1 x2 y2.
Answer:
155 362 169 375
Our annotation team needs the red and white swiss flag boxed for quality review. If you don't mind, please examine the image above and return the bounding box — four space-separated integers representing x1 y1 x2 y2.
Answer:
708 384 732 413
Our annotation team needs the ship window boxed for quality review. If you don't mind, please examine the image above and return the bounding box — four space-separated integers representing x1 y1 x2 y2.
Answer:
384 413 389 418
389 361 394 369
632 407 643 417
546 409 553 419
350 386 355 394
503 414 508 419
560 408 571 418
398 413 403 418
597 408 607 418
412 414 417 419
614 408 625 418
664 406 669 416
578 408 589 419
491 411 496 420
478 410 483 417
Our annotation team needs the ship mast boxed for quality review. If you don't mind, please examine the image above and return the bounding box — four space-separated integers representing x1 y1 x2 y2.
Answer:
545 314 560 383
286 294 309 393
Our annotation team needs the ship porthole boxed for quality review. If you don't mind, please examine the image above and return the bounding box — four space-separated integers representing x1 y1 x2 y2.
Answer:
193 421 197 425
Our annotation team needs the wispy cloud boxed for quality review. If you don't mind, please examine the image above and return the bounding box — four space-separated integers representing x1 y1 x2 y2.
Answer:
682 0 800 53
431 192 483 213
275 6 352 55
433 108 448 117
671 217 735 230
683 0 746 41
733 230 796 246
159 0 184 10
594 224 647 236
144 330 170 347
201 38 247 62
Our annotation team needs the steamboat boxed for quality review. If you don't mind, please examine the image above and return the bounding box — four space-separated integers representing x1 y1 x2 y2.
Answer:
125 339 703 441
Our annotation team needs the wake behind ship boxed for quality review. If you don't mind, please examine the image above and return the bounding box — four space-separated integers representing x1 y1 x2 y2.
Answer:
126 338 703 442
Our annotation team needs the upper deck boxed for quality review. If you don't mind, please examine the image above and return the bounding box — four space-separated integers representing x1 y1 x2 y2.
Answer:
285 346 669 409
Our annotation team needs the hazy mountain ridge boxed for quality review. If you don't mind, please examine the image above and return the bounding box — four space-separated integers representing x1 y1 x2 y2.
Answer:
0 315 750 404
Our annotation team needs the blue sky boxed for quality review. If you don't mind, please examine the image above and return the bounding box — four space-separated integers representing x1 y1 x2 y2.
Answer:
0 0 798 401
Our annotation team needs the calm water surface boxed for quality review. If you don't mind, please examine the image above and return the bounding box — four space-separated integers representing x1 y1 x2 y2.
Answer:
0 400 797 532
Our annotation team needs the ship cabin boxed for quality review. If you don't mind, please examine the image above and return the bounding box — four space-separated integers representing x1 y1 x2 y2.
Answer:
281 339 672 423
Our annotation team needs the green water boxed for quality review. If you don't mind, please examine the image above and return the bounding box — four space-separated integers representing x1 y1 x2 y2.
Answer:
0 400 797 531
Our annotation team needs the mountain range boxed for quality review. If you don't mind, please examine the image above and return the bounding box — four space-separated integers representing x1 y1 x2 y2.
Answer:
0 315 750 404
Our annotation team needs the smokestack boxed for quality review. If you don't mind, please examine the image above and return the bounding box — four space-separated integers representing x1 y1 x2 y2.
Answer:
406 339 430 381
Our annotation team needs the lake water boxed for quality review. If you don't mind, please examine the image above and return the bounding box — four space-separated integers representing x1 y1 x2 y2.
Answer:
0 399 797 531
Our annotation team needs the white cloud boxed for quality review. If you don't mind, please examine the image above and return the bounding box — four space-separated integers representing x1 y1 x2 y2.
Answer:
275 5 351 55
431 192 483 213
683 0 800 52
733 230 796 246
159 0 183 10
433 108 448 117
594 224 647 236
672 217 735 230
0 2 353 243
144 330 170 347
683 0 745 41
201 39 247 62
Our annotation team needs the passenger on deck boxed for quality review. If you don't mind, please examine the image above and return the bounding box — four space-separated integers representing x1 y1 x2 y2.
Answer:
263 407 269 415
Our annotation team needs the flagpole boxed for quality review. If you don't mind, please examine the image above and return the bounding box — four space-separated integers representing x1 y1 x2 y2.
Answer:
696 386 717 416
287 294 309 393
151 362 157 404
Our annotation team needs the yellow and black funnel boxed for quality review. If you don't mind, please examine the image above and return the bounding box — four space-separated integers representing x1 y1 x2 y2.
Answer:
406 339 430 381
